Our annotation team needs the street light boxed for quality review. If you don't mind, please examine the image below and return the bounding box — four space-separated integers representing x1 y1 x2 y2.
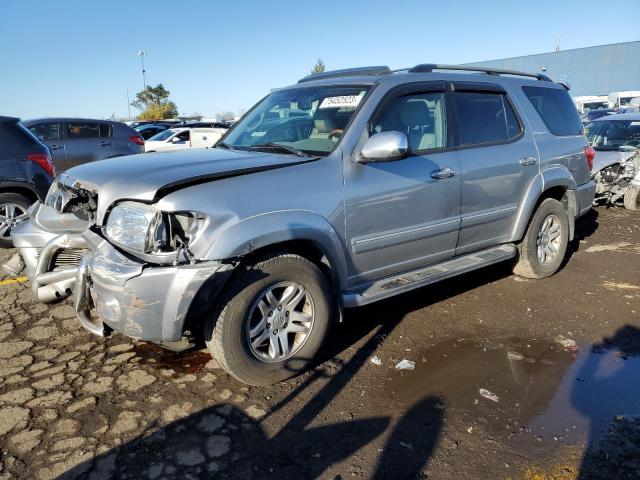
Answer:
137 50 147 90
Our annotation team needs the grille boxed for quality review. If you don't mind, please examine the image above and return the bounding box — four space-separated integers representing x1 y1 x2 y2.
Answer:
51 248 88 270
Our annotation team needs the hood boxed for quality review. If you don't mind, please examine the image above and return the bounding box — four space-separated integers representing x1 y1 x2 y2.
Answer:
64 147 317 225
591 149 636 173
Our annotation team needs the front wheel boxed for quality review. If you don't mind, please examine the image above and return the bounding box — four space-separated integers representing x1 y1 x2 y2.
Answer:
512 198 569 279
205 253 332 385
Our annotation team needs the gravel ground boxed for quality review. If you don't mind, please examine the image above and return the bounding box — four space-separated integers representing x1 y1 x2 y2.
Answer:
0 206 639 480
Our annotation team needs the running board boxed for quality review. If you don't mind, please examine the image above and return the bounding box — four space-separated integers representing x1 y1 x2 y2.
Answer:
342 244 517 307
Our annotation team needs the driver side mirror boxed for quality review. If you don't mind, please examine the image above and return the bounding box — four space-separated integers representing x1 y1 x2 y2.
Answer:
359 131 409 163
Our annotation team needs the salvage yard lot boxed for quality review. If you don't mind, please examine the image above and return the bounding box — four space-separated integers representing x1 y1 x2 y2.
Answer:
0 206 639 480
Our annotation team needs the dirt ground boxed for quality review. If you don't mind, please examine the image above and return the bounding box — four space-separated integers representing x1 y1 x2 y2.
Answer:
0 206 639 480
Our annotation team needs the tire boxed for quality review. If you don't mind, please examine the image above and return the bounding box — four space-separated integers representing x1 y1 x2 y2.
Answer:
623 186 640 211
0 193 33 249
205 252 332 385
512 198 569 279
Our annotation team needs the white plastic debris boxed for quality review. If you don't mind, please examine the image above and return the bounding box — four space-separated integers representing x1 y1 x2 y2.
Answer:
370 356 382 366
555 335 579 352
507 351 525 361
479 388 500 402
395 359 416 371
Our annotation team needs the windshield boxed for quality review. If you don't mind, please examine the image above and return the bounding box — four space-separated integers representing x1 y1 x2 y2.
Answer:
583 101 608 112
221 85 370 155
148 128 180 142
587 120 640 151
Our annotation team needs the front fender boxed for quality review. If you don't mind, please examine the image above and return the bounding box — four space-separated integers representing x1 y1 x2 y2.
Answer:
204 210 348 288
510 167 577 242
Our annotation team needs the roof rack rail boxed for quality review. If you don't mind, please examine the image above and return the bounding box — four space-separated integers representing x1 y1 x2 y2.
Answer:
298 66 391 83
408 63 552 82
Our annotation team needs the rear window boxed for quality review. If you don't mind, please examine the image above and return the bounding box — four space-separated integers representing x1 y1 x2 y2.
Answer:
522 86 583 136
0 122 42 155
452 92 522 146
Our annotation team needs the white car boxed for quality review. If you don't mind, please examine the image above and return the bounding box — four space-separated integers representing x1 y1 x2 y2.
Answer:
144 127 226 153
573 95 608 114
608 91 640 108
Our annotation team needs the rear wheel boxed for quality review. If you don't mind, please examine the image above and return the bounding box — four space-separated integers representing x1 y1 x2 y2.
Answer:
205 252 332 385
623 186 640 211
0 193 32 248
513 198 569 279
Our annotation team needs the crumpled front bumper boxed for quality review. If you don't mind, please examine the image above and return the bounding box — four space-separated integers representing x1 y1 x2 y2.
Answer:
75 230 232 342
12 204 233 343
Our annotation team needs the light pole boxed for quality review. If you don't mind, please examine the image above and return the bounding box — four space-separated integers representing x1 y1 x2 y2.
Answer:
126 89 131 120
137 50 147 90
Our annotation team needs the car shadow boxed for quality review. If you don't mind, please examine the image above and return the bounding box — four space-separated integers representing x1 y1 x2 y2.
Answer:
572 325 640 479
563 208 599 266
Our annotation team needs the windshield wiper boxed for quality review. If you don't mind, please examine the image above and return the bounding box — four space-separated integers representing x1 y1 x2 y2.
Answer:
248 142 310 157
216 142 234 150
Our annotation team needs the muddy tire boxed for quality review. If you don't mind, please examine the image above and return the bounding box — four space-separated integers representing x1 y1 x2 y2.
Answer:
623 186 640 211
0 193 32 249
512 198 569 279
205 252 332 385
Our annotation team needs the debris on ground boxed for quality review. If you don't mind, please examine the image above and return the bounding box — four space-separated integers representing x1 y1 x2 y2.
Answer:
555 335 579 352
507 351 525 361
479 388 500 402
370 356 382 366
395 359 416 371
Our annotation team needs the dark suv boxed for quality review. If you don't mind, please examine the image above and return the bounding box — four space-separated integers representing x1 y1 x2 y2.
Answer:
22 118 144 171
0 116 55 247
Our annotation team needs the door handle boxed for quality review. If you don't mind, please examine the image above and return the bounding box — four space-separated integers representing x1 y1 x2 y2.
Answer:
50 145 62 150
430 167 456 179
100 141 111 147
519 156 537 166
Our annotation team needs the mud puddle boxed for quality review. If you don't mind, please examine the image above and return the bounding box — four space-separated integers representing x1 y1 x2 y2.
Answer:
130 342 212 376
381 333 640 447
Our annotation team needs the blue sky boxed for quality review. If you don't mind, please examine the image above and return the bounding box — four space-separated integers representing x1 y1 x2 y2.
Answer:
1 0 638 120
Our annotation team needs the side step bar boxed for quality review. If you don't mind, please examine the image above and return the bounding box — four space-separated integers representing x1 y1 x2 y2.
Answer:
342 244 517 307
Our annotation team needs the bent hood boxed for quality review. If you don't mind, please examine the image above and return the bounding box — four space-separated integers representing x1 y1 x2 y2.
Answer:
63 148 317 225
592 149 636 174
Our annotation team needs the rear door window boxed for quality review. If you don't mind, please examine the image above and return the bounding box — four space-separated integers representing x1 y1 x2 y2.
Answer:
452 92 522 146
66 122 100 139
522 86 583 136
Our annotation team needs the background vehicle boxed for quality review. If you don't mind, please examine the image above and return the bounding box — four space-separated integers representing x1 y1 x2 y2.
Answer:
586 112 640 210
0 116 55 247
23 118 144 171
135 123 172 140
608 91 640 108
12 64 595 385
573 95 609 113
144 127 226 152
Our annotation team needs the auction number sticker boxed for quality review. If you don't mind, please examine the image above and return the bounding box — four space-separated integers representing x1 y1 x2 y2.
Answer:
319 95 363 109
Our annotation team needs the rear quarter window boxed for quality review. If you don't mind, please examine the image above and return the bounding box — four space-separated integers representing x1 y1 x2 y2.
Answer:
522 86 583 136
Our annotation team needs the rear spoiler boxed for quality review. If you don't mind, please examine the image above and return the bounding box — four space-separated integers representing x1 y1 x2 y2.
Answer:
0 116 20 124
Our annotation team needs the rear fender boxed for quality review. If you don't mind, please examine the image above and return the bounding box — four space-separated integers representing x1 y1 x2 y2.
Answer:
511 167 577 242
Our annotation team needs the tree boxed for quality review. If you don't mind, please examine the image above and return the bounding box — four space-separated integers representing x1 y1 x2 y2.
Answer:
215 111 235 122
131 83 178 120
310 58 326 75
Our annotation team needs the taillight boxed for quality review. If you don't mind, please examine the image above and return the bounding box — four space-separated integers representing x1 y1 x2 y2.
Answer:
27 153 56 177
584 145 596 171
129 135 145 145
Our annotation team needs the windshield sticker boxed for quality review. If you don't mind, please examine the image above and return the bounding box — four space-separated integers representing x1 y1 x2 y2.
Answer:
319 95 363 109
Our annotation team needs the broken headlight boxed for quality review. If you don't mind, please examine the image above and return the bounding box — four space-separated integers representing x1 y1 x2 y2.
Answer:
104 202 205 257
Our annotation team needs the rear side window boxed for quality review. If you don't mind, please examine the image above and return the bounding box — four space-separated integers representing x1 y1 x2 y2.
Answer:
28 122 59 141
99 123 112 138
452 92 522 146
0 122 42 155
522 86 583 136
372 91 447 151
66 122 100 139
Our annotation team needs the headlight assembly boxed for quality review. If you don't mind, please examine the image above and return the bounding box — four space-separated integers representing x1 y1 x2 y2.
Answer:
104 202 206 259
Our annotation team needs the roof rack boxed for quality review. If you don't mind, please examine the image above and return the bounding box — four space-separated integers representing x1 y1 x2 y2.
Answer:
408 64 552 82
298 66 391 83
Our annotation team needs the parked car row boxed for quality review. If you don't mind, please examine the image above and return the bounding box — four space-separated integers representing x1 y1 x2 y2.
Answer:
10 63 597 385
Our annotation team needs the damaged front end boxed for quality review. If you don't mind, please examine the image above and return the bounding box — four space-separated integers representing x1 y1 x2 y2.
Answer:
11 175 233 344
593 151 640 205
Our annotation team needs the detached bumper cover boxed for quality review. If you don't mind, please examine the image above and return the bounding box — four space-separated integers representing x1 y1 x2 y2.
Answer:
75 230 232 342
576 180 596 217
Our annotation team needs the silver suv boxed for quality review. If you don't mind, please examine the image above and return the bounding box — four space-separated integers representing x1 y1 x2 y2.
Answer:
12 64 596 385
